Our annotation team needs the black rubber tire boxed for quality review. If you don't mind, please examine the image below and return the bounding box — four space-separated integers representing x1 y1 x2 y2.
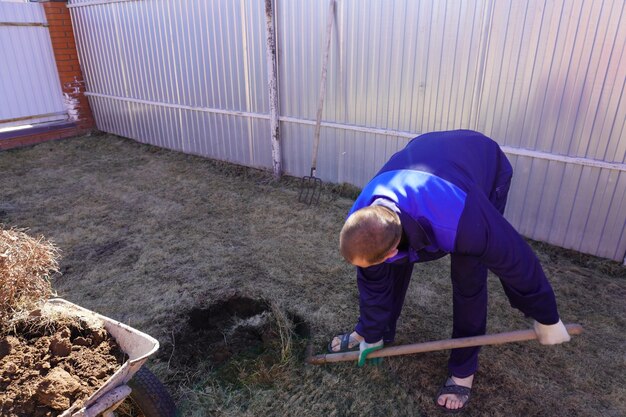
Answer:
126 367 178 417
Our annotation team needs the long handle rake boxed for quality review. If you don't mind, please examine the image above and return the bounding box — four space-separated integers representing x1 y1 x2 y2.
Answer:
307 323 584 365
299 0 335 205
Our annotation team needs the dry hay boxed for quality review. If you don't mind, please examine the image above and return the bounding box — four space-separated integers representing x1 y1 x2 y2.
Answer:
0 227 126 416
0 226 59 326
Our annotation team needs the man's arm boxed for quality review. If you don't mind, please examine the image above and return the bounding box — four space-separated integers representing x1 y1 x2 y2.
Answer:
354 263 394 343
354 261 412 343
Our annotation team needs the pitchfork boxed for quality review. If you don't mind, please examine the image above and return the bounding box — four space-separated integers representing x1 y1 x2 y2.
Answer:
299 0 335 205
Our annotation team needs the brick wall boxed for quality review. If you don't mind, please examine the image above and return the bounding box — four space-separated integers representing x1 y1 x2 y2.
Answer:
0 0 95 151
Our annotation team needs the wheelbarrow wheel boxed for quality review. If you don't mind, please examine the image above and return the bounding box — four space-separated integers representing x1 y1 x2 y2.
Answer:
115 367 177 417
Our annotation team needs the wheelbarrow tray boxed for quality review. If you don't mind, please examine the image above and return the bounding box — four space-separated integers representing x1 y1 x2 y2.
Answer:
43 298 159 416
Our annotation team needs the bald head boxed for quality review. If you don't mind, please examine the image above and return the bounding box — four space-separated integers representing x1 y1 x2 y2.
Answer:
339 205 402 265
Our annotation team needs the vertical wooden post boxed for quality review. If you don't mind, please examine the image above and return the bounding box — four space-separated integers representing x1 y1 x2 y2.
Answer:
264 0 282 179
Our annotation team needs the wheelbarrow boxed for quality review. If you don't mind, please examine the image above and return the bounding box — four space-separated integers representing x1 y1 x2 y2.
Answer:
38 299 177 417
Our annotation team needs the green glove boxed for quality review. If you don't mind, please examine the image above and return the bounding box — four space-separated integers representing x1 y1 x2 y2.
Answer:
357 339 384 367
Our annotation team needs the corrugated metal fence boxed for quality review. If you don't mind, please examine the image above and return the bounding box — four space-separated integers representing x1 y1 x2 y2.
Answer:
0 2 67 129
66 0 626 263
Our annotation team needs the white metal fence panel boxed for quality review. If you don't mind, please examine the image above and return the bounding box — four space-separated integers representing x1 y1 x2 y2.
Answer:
476 0 626 261
0 2 66 128
67 0 625 262
69 0 272 168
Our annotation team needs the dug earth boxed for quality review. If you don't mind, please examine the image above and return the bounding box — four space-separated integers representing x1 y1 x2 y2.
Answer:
0 314 125 417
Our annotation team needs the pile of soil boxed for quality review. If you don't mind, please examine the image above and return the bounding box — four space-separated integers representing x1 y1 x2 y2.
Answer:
0 311 125 417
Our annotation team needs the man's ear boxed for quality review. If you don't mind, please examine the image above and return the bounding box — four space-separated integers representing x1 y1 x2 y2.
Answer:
384 248 399 260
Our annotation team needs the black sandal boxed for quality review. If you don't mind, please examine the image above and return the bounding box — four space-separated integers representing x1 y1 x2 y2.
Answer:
434 377 471 413
327 333 360 353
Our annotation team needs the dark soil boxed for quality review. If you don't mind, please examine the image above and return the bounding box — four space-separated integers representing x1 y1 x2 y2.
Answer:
163 292 308 389
0 312 125 417
167 294 272 368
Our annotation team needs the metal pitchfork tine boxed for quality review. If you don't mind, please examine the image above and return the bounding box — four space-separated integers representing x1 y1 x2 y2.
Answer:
298 0 335 205
299 168 323 205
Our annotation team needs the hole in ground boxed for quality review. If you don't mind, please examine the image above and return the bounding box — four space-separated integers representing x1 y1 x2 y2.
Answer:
162 295 308 375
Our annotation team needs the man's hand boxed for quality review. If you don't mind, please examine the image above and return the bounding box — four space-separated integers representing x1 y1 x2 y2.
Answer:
358 339 384 367
534 319 571 345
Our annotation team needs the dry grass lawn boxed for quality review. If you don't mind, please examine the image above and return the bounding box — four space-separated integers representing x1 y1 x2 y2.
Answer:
1 134 624 417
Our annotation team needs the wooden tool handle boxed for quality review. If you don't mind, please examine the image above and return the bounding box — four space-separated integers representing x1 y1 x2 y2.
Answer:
306 323 583 365
311 0 335 171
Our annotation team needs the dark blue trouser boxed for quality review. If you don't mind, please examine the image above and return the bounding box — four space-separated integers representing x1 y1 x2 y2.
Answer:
359 250 493 377
448 168 511 377
448 254 488 377
381 263 413 343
